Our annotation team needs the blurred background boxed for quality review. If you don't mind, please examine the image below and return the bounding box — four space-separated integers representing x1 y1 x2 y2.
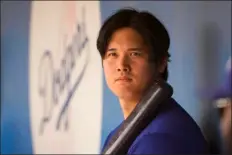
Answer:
1 1 231 154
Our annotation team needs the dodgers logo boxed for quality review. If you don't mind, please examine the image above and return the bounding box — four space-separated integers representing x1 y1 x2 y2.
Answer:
38 6 89 134
29 1 103 153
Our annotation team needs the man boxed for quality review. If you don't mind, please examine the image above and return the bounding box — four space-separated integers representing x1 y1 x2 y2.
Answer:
97 8 209 154
212 57 231 155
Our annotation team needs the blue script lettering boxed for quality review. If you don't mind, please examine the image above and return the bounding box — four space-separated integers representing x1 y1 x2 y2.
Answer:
38 7 90 135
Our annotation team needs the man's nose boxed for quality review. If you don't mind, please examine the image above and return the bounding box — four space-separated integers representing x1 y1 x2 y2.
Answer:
116 55 130 72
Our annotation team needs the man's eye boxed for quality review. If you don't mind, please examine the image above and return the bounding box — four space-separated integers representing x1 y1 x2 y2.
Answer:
130 52 141 57
108 53 117 57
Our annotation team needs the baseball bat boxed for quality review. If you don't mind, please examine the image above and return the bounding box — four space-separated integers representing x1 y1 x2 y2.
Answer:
102 79 173 154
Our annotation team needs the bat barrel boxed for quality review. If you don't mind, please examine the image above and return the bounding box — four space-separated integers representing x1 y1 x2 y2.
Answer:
102 79 173 154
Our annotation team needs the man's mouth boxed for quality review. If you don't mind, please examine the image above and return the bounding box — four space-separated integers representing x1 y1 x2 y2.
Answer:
116 77 132 82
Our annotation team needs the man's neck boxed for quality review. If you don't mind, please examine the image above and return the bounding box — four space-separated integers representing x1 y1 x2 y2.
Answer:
119 98 140 119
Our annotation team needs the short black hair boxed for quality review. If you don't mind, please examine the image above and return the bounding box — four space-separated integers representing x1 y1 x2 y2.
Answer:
97 8 171 81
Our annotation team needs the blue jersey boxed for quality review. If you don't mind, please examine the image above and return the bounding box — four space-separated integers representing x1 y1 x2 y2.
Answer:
102 98 209 154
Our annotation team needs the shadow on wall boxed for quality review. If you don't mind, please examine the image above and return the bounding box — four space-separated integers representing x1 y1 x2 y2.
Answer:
199 22 222 91
198 22 223 154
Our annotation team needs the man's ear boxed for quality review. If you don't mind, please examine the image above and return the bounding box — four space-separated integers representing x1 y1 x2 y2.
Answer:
158 57 168 73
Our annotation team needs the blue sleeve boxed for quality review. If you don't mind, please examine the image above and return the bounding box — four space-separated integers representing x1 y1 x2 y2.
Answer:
128 133 194 154
101 131 114 153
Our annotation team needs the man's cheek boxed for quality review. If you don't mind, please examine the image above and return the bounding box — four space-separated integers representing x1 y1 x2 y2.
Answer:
105 70 114 84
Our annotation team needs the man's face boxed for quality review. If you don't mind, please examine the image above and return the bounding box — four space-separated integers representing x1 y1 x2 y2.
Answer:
219 99 232 153
219 99 231 139
103 27 160 101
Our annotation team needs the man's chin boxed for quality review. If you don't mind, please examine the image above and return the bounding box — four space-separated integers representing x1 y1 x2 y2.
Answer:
115 90 140 101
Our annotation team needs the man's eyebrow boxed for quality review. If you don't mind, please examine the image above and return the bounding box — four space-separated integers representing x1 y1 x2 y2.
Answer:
106 47 144 52
127 47 143 51
107 48 117 52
